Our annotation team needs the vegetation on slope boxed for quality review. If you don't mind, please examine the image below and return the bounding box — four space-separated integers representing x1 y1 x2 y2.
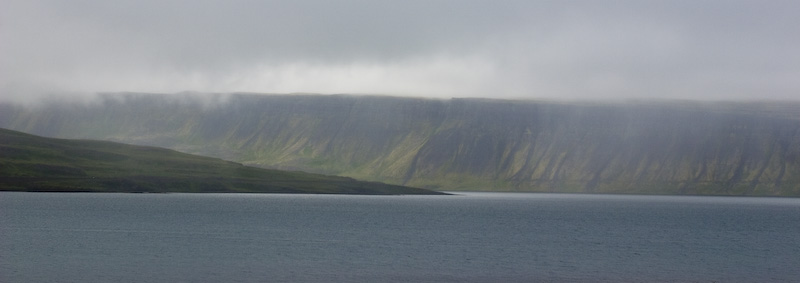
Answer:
1 93 799 196
0 128 444 194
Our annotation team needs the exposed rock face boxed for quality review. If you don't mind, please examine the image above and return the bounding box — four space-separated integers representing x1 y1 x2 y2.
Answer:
2 93 799 195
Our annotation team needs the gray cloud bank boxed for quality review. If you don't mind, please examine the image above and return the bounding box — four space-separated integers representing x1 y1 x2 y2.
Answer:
1 0 798 103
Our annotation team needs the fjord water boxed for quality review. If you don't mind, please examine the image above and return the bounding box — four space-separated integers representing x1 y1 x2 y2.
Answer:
1 192 799 282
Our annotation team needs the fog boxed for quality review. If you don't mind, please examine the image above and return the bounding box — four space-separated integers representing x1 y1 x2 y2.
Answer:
2 0 799 103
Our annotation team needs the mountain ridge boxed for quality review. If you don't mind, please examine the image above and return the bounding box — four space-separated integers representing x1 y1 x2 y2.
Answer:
1 93 799 196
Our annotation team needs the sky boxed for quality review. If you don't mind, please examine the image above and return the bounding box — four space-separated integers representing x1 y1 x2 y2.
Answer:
1 0 799 103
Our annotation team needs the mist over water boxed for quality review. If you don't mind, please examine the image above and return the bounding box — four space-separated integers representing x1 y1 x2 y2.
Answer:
2 192 799 282
3 2 800 281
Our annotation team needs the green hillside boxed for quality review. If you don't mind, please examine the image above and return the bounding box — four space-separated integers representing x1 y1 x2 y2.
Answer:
2 93 799 196
0 128 444 194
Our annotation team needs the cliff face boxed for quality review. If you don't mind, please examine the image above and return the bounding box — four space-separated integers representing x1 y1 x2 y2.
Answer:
2 93 799 195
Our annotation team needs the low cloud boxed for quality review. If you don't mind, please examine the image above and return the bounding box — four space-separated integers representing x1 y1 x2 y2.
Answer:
2 0 799 103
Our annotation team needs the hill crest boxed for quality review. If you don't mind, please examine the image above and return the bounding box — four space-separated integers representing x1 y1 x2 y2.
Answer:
2 93 799 196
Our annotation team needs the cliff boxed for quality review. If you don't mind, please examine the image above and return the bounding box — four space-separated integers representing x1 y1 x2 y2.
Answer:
2 93 799 196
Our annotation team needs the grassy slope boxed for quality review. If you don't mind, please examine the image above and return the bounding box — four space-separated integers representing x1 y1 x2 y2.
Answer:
0 128 444 194
2 94 798 196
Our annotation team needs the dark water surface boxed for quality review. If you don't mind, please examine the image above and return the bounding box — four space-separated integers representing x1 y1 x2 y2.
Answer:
1 192 799 282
